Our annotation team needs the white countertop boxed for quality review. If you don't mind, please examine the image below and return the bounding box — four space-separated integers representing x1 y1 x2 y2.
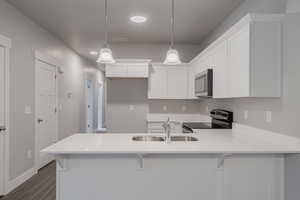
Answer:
42 124 300 155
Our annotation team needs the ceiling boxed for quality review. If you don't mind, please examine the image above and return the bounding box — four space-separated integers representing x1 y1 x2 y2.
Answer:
8 0 243 61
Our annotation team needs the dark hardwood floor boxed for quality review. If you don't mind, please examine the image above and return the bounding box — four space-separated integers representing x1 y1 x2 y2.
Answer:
0 162 56 200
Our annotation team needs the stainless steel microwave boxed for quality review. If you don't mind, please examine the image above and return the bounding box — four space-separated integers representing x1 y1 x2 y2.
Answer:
195 69 213 97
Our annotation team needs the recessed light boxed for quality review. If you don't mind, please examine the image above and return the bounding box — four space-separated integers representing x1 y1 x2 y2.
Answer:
90 51 98 55
130 15 147 23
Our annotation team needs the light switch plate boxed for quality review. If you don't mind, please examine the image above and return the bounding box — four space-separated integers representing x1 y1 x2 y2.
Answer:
129 105 135 111
163 106 167 111
25 105 32 114
266 111 272 123
27 150 32 159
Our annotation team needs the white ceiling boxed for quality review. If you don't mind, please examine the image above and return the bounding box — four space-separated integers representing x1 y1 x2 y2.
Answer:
8 0 243 61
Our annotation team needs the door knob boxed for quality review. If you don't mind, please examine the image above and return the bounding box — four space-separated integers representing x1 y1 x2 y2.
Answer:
0 126 6 132
37 118 44 123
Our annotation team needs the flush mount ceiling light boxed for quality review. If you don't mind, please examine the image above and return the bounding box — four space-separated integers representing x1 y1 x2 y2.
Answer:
97 0 115 64
164 0 182 65
130 15 147 23
90 51 98 55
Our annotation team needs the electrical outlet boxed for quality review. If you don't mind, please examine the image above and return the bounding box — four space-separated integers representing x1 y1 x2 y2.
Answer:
206 106 209 113
27 150 32 159
129 105 135 111
163 105 167 111
24 105 32 115
59 104 63 111
244 110 248 120
266 111 272 123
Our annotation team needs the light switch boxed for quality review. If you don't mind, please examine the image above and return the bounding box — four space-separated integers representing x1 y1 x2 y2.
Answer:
25 105 32 114
266 111 272 123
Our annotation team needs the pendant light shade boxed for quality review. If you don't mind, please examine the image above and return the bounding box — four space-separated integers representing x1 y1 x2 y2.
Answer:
97 0 115 64
96 47 115 64
164 48 181 65
164 0 181 65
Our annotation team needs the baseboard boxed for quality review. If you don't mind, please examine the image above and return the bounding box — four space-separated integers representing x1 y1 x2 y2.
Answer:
6 167 37 194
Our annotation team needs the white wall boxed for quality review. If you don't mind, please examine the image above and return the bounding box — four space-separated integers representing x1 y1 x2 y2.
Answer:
0 1 102 181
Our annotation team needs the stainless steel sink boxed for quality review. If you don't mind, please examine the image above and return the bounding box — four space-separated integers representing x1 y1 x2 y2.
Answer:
170 136 198 142
132 135 198 142
132 136 165 142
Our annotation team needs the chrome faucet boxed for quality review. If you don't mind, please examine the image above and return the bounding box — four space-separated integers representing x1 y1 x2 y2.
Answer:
162 117 171 143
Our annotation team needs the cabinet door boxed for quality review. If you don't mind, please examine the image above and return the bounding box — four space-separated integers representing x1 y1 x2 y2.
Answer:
223 155 283 200
148 65 167 98
105 64 127 77
167 67 188 99
127 64 148 78
188 64 197 99
228 24 250 97
211 40 228 98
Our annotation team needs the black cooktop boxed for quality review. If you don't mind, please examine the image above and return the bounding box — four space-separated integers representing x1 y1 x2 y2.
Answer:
182 122 231 130
182 109 233 131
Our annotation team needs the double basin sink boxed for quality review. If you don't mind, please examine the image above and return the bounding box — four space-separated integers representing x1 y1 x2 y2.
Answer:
132 135 198 142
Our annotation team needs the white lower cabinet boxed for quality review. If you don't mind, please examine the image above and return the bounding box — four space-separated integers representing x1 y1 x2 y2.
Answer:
148 64 188 99
222 155 284 200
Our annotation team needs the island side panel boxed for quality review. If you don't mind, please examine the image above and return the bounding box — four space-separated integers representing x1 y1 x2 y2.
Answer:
55 154 284 200
56 154 221 200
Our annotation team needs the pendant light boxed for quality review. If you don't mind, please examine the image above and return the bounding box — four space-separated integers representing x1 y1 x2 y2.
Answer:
97 0 115 64
164 0 181 65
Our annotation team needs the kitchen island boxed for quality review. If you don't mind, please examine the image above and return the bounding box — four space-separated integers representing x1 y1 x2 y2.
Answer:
43 124 300 200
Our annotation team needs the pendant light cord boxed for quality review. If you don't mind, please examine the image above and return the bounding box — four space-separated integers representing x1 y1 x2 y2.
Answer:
104 0 108 48
170 0 175 49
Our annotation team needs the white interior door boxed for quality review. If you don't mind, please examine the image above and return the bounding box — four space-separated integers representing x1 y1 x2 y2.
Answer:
36 59 57 170
0 46 6 195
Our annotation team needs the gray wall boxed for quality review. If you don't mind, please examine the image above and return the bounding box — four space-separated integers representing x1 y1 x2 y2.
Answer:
199 0 287 51
0 1 102 180
286 0 300 13
198 1 300 200
110 43 202 63
106 79 202 133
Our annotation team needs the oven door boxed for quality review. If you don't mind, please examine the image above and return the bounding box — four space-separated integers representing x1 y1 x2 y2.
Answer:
195 69 213 97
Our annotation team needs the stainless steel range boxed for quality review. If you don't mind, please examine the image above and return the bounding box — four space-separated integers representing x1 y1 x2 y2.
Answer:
182 109 233 133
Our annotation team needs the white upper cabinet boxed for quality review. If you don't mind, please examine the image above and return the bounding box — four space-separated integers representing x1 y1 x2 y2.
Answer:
211 40 228 98
189 14 283 99
148 65 168 99
148 64 188 99
167 66 188 99
227 24 250 98
106 59 151 78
